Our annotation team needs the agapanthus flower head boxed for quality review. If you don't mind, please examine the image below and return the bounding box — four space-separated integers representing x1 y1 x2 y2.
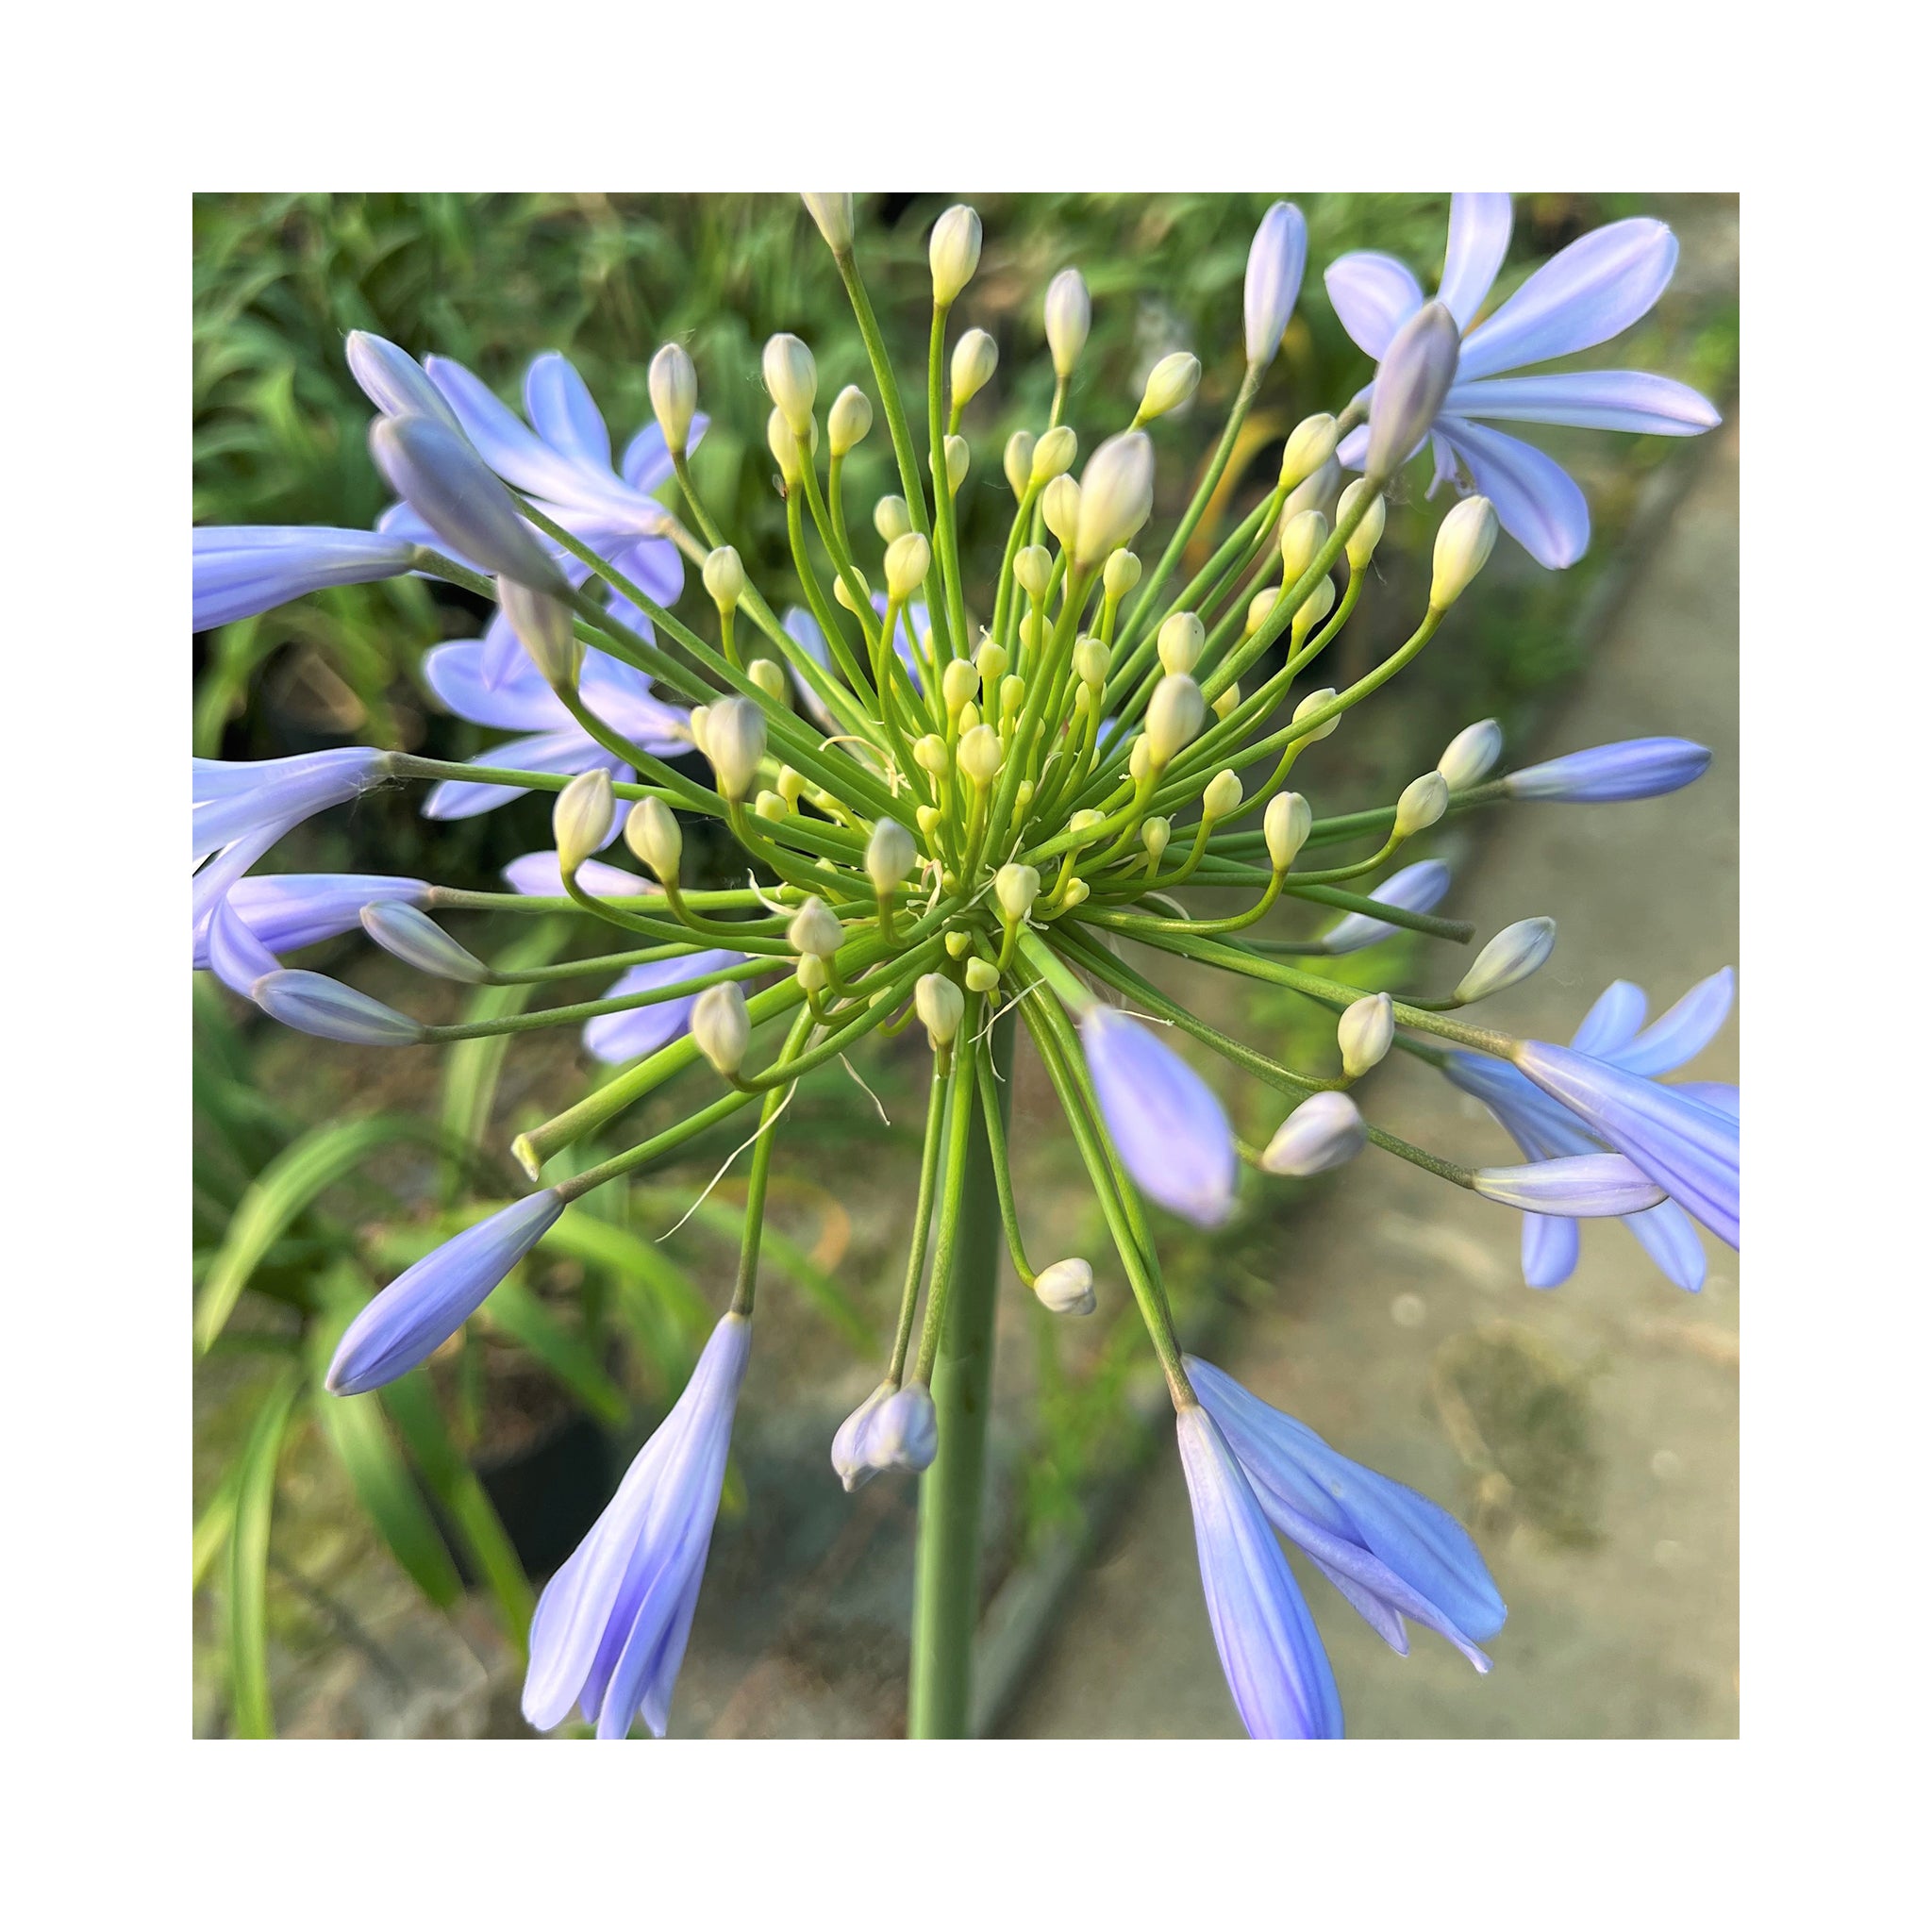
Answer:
524 1312 750 1739
1331 194 1720 565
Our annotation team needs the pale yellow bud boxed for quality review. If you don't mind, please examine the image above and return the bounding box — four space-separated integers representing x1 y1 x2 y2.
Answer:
1032 1257 1095 1316
1284 456 1342 526
866 819 917 891
777 765 808 807
1340 477 1387 570
707 695 767 801
1041 475 1081 550
1202 769 1242 820
688 705 710 757
755 788 788 821
1212 681 1241 721
913 734 950 777
975 640 1008 687
1128 737 1153 782
762 332 818 438
1016 612 1043 660
1279 507 1328 584
1141 817 1171 863
1013 546 1052 602
1339 992 1393 1079
995 862 1041 922
941 658 979 715
929 205 983 305
1145 674 1206 767
1157 610 1205 676
1067 808 1106 841
833 569 873 615
915 803 943 842
999 674 1024 721
1431 495 1499 609
1005 429 1035 499
702 544 744 614
1279 413 1339 492
1139 351 1201 422
945 929 973 959
747 658 786 704
648 342 697 457
796 950 829 993
951 328 998 408
1263 791 1310 871
915 972 966 1050
691 982 751 1076
1103 549 1141 599
872 492 911 543
1438 719 1504 791
943 435 969 493
1074 431 1155 571
1290 575 1336 641
1074 637 1108 689
788 895 844 959
958 724 1004 785
767 407 805 484
827 384 873 457
958 700 982 736
964 957 1001 994
800 192 854 251
1030 425 1077 485
1395 771 1450 838
885 530 932 602
553 768 613 875
1044 267 1091 378
625 795 683 884
1244 587 1279 637
1292 687 1340 741
1058 877 1091 911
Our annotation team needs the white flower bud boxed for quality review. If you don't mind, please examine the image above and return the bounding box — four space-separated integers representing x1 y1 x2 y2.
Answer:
757 789 790 821
1284 455 1343 527
1338 992 1393 1079
762 333 818 438
1438 719 1504 791
1455 917 1557 1005
1212 681 1241 722
1141 816 1171 863
702 544 744 614
499 579 581 689
1044 268 1091 378
861 820 915 896
1241 588 1279 641
1292 687 1340 741
1139 351 1201 422
648 342 698 457
766 407 807 484
691 982 751 1076
944 435 970 493
952 328 998 409
1291 575 1336 639
1202 769 1242 820
913 733 950 777
1157 610 1205 676
1074 636 1109 689
1144 674 1206 768
1033 1257 1095 1315
1128 737 1154 782
1395 771 1449 838
958 724 1004 785
873 493 911 544
958 699 982 735
1014 545 1054 601
995 862 1041 922
1005 429 1035 499
801 192 854 251
941 658 979 717
1058 877 1091 911
787 895 844 959
624 794 683 885
1279 507 1328 585
1074 431 1155 572
929 204 982 306
748 658 787 704
1431 495 1499 609
553 769 614 875
1279 413 1339 492
1041 475 1082 550
964 957 1001 994
885 530 932 602
1263 791 1311 871
915 972 966 1050
688 705 710 757
975 639 1008 686
1339 477 1387 571
1030 425 1077 485
999 674 1025 721
1103 549 1141 599
796 950 829 993
1365 302 1459 484
833 568 873 615
1260 1091 1365 1176
827 384 873 457
707 695 767 801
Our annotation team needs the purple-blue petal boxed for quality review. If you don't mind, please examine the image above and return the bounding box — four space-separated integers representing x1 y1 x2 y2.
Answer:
1323 251 1424 358
1522 1211 1581 1290
1438 192 1514 331
1319 859 1453 953
1506 737 1712 803
1602 967 1734 1078
1443 370 1720 436
1569 979 1649 1056
192 525 418 630
1433 415 1591 568
524 351 613 472
584 951 749 1065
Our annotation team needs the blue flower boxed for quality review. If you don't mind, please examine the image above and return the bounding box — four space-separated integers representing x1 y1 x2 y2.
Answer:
1175 1403 1343 1738
1329 194 1720 565
523 1312 751 1740
1243 201 1308 371
191 872 428 971
501 847 658 901
829 1382 939 1491
1188 1356 1507 1670
1446 970 1739 1281
192 748 394 950
327 1191 567 1395
192 525 420 630
1505 736 1712 802
1319 858 1452 953
417 618 689 834
1080 1005 1237 1227
204 894 422 1045
584 948 751 1066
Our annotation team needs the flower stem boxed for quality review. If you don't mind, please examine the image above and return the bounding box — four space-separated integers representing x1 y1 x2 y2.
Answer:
908 1006 1014 1739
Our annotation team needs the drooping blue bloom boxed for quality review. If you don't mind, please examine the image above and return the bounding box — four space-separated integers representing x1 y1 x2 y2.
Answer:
1445 970 1736 1287
192 873 428 971
584 949 751 1066
1244 201 1308 370
1505 737 1712 803
1080 1005 1237 1227
417 618 689 833
192 526 421 630
830 1382 940 1492
1175 1403 1343 1739
327 1191 567 1395
192 748 395 949
360 903 491 983
1329 194 1720 565
254 970 425 1045
1259 1091 1365 1176
523 1311 751 1740
1471 1153 1666 1215
1319 858 1453 953
1187 1357 1506 1671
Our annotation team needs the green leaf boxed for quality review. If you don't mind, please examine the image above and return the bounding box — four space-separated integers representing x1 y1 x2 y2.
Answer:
226 1363 302 1739
193 1113 458 1354
308 1278 466 1609
192 1460 243 1591
380 1374 534 1654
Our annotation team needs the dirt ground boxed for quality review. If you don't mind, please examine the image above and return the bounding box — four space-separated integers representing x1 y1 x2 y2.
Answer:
1005 427 1741 1740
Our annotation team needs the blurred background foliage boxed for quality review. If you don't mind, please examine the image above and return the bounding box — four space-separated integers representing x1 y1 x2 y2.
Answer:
192 192 1737 1737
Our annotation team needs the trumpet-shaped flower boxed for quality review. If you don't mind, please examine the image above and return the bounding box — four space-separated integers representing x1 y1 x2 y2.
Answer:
192 525 420 630
1176 1403 1343 1739
327 1190 567 1394
1188 1357 1506 1670
1080 1006 1237 1227
417 617 689 834
523 1312 751 1739
1329 194 1720 566
1445 969 1738 1284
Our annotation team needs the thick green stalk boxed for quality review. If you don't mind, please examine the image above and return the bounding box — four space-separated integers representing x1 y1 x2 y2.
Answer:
908 1008 1014 1739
